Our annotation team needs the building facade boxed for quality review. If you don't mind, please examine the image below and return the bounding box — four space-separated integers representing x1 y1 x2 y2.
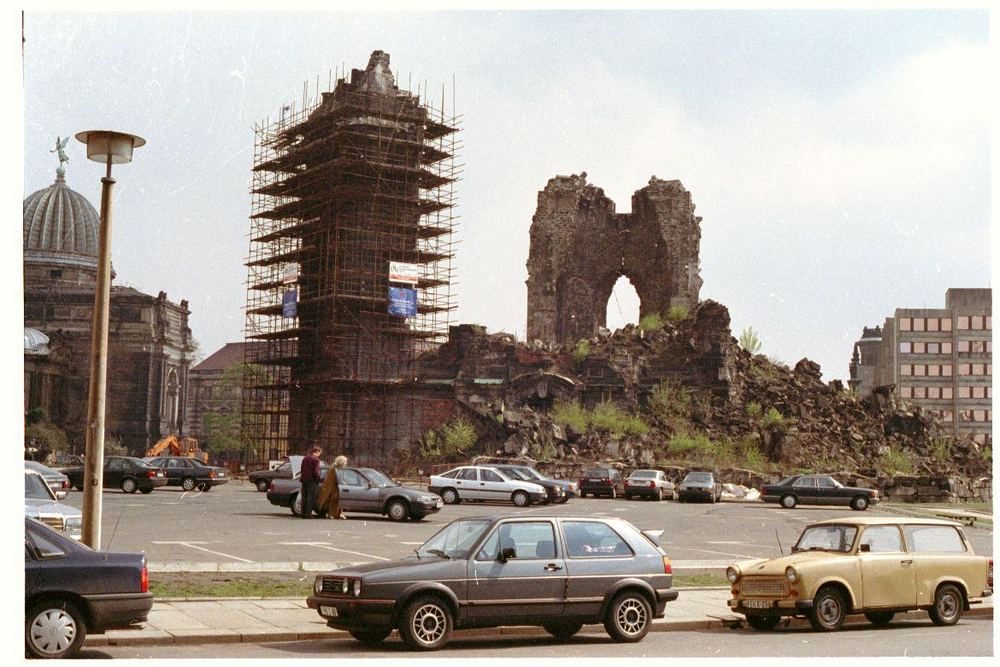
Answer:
851 288 991 445
23 161 195 454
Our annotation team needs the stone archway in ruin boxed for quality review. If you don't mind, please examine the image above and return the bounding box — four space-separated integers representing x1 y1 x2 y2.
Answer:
526 173 703 343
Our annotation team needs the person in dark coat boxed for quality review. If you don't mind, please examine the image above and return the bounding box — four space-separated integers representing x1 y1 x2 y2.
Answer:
300 447 322 518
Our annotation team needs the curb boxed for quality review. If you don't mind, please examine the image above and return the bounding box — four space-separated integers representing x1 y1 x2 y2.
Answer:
84 606 992 648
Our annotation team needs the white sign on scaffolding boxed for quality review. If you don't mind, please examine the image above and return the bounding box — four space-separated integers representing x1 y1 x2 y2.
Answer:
388 261 420 285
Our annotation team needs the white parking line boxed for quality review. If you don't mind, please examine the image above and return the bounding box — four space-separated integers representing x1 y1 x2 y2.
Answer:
664 545 759 558
151 541 253 563
400 542 423 545
279 542 390 561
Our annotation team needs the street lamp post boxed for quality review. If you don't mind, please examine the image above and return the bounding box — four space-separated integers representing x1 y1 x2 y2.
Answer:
75 130 145 549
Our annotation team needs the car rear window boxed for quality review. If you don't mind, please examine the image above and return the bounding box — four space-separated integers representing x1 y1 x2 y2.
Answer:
904 525 967 553
584 469 610 478
563 521 633 558
630 471 656 478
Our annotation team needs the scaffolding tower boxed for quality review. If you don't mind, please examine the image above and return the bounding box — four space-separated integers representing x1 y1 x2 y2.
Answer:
243 51 460 467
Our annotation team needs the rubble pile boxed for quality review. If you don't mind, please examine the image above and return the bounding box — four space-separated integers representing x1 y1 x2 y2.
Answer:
425 302 991 501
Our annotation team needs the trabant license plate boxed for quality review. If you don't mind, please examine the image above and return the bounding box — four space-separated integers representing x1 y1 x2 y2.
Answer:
320 606 338 617
743 600 773 609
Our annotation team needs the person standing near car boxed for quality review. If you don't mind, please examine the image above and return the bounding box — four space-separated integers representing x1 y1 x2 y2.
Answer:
300 447 322 519
317 455 348 519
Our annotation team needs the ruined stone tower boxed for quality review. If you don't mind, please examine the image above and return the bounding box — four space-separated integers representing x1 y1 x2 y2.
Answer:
525 174 703 343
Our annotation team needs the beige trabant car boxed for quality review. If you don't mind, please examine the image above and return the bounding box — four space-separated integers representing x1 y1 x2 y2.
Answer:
727 517 992 632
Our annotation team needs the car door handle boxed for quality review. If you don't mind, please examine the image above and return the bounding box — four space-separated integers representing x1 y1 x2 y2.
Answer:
544 563 563 571
901 559 913 566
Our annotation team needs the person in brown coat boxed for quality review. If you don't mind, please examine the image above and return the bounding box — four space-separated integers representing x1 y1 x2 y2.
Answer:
317 455 348 519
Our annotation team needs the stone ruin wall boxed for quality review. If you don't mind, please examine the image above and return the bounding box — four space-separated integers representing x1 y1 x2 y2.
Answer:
526 173 703 344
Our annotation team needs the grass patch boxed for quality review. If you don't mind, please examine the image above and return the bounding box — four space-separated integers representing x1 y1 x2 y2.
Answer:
666 305 689 323
572 339 591 364
672 573 729 588
551 399 649 438
639 313 665 333
149 573 313 599
649 381 692 420
552 398 590 432
881 447 913 475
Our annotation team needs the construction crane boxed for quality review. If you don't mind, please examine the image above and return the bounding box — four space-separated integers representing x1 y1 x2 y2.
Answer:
145 435 208 463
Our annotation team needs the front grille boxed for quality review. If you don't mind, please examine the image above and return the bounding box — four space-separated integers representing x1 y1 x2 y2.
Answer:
320 577 349 595
38 516 64 532
740 576 788 596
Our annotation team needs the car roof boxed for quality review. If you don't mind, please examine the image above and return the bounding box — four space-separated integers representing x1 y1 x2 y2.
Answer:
809 516 962 528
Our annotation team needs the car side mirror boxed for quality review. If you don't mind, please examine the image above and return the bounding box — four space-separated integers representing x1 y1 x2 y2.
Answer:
860 543 871 553
498 547 516 563
55 490 67 500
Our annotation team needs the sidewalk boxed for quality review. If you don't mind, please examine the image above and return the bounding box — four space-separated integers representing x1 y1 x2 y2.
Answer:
84 588 992 648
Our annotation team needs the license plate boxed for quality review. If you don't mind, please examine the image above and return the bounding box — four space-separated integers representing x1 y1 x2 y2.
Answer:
588 479 602 483
744 599 773 609
435 499 443 508
320 606 338 617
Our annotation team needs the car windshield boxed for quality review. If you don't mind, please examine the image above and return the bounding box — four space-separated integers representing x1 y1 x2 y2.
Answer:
630 471 656 479
499 467 531 481
518 467 546 480
25 474 55 500
585 469 610 477
793 525 858 553
358 468 396 488
416 519 491 559
776 476 796 485
133 459 158 469
683 472 712 483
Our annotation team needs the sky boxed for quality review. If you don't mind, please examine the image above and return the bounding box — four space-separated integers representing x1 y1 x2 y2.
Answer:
17 8 993 382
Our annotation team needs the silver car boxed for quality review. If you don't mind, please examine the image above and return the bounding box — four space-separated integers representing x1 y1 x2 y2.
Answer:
25 460 70 493
307 515 678 650
24 469 82 540
624 469 676 501
677 471 722 503
428 465 547 507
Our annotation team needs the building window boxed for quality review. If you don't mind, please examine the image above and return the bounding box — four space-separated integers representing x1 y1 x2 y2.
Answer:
900 386 913 398
900 364 912 376
971 316 984 330
959 386 970 399
942 318 953 331
941 410 954 423
913 386 927 399
942 342 953 354
942 387 953 399
914 364 926 376
899 318 912 332
986 316 992 330
913 318 925 332
958 316 970 330
899 342 912 354
913 342 925 354
926 318 939 332
959 364 970 376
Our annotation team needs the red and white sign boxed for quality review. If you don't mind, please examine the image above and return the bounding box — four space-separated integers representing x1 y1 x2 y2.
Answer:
388 261 420 285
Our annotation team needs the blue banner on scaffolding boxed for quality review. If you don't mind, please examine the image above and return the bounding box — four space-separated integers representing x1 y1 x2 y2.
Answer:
282 289 297 318
388 286 417 317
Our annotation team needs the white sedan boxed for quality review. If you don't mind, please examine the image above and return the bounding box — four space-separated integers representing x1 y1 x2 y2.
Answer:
428 465 548 507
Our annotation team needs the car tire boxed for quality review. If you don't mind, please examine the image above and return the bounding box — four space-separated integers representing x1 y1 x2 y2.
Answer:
290 493 301 516
441 488 460 505
181 477 197 492
140 488 153 495
556 496 569 504
121 478 137 494
850 496 870 511
656 489 663 501
543 621 584 641
625 493 633 500
928 583 964 626
864 611 895 627
808 586 846 632
255 479 270 492
604 590 652 642
26 598 87 659
399 595 453 651
609 488 617 499
387 499 410 521
512 490 530 507
745 613 781 631
350 628 392 645
579 491 586 498
780 494 797 509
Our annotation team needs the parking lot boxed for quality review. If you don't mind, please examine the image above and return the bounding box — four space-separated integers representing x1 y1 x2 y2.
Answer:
58 481 993 566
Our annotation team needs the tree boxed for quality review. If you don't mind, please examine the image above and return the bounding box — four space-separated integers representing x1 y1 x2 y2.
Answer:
739 327 762 355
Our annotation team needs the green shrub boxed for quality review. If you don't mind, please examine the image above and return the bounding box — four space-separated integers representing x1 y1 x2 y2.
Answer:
24 420 69 455
761 407 786 431
667 431 715 456
551 399 590 432
929 438 953 462
745 401 763 420
739 327 762 354
738 437 765 470
420 417 478 461
591 401 650 437
881 447 913 475
666 305 689 323
572 339 591 364
649 382 692 420
638 313 665 333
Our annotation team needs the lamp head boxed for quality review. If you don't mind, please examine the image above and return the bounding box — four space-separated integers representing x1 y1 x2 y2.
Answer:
75 130 145 164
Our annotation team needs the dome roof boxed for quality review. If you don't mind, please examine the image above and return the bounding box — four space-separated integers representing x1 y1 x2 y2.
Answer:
23 169 99 269
24 327 50 355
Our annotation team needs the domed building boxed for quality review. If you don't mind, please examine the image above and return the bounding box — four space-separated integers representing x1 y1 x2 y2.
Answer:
23 157 195 455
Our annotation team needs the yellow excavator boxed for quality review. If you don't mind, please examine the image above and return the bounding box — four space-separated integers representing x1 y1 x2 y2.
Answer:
145 435 208 463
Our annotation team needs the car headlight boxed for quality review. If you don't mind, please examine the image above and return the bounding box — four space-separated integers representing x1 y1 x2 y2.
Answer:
726 566 740 584
353 579 362 597
314 577 324 594
785 566 799 584
341 579 350 594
